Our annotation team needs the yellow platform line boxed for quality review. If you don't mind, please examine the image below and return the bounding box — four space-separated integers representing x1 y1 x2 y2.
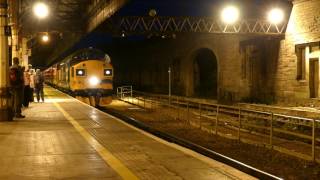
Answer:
53 102 139 180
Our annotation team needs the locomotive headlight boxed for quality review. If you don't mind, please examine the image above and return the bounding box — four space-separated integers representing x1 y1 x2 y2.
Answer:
89 76 100 86
104 69 113 76
77 70 83 75
76 69 86 76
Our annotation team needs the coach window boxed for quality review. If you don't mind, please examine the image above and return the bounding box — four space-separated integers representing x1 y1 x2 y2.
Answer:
296 46 306 80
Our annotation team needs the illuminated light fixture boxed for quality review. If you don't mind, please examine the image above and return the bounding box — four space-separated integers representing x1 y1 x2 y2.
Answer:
221 6 239 24
78 70 83 75
89 76 100 86
33 2 49 19
149 9 157 17
268 8 284 24
104 69 112 76
42 34 49 42
76 69 85 76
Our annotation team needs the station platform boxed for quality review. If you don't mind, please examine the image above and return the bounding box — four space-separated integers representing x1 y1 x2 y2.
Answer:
0 86 256 180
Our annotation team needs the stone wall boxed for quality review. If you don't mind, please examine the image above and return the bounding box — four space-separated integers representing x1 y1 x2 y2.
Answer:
110 32 284 102
275 0 320 102
110 34 252 101
240 38 281 104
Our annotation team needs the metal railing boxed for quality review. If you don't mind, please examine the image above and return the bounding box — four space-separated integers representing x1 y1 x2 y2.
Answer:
117 86 133 99
117 90 320 163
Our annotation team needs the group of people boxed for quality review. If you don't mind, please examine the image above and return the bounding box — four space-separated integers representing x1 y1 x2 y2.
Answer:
9 57 45 118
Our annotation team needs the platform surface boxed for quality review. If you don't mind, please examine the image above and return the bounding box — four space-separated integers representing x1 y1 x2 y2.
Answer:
0 86 256 180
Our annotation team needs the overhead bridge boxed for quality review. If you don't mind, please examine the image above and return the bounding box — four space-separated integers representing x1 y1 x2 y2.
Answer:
111 16 288 36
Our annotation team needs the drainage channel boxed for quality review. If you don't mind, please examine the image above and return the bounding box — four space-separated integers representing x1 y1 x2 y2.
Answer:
99 106 283 180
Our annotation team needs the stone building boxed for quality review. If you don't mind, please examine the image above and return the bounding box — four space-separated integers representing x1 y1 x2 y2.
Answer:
275 0 320 103
111 0 320 104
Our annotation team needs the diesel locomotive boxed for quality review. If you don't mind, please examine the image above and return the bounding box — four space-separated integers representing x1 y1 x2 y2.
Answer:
44 48 113 105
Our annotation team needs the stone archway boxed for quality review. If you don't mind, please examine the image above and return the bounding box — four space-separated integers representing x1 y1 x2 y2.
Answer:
192 48 218 98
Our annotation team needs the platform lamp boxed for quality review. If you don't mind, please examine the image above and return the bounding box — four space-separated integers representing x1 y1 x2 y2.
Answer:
33 2 49 19
221 5 240 24
41 33 49 42
268 8 284 24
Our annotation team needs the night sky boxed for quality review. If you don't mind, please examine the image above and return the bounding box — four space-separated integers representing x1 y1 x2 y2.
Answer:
114 0 290 17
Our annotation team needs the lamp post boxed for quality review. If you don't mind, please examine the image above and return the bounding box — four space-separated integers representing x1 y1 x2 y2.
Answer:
9 0 19 66
0 0 12 121
168 66 171 104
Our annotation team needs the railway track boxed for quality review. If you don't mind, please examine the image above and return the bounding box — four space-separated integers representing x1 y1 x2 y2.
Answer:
99 106 282 180
116 90 320 163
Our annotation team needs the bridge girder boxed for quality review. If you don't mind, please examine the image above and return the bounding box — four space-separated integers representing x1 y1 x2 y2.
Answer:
111 16 288 36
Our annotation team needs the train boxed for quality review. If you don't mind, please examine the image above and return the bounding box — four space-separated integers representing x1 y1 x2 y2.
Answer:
44 48 113 106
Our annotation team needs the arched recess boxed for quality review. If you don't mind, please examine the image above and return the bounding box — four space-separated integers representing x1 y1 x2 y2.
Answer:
192 48 218 98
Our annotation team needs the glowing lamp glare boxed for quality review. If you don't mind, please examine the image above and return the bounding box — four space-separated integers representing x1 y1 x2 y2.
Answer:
89 76 100 86
33 2 49 19
221 6 239 24
42 35 49 42
268 8 284 24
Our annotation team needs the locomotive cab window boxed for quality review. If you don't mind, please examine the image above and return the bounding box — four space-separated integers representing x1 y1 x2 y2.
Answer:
76 69 86 76
104 69 113 76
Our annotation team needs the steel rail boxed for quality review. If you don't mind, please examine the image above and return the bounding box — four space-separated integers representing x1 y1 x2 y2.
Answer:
101 106 283 180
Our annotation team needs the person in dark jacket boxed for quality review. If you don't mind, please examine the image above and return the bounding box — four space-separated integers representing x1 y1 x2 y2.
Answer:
34 69 44 102
9 57 25 118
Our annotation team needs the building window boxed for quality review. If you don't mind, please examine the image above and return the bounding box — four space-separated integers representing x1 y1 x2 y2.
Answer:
296 47 306 80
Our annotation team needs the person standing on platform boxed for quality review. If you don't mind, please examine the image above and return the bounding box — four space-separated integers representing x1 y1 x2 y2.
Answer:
34 69 44 102
23 66 31 107
29 68 35 103
9 57 25 118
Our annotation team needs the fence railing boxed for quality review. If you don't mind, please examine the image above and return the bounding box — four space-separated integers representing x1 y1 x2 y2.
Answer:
116 89 320 163
117 86 132 99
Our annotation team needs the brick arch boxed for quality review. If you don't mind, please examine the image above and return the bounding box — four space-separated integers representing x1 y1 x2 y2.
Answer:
184 48 218 98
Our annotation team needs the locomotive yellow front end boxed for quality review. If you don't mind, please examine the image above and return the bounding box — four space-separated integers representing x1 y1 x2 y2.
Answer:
45 48 113 106
70 60 113 98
